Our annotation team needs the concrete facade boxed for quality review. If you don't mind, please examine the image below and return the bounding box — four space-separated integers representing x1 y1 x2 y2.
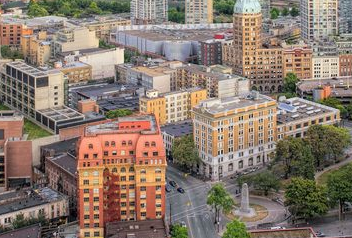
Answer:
185 0 213 24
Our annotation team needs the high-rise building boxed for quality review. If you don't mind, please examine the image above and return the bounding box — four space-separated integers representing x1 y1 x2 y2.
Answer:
232 0 283 93
339 0 352 34
185 0 213 24
139 88 207 125
300 0 338 41
130 0 168 24
77 115 166 238
192 91 277 180
258 0 270 20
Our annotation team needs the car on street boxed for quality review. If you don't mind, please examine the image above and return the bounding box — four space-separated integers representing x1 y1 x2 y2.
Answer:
270 226 286 230
315 231 326 237
165 184 172 192
180 221 187 228
169 180 177 187
177 187 185 193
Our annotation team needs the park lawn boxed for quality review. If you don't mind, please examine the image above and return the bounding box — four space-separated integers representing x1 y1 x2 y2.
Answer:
316 163 351 185
24 119 52 140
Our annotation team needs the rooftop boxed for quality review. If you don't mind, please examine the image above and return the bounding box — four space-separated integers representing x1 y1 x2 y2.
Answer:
234 0 262 14
161 120 193 137
194 91 275 115
0 187 66 216
297 77 352 92
5 61 61 78
98 96 140 112
277 97 339 124
0 111 23 122
47 153 77 176
105 219 167 238
37 106 84 123
250 227 317 238
71 83 140 99
0 224 41 238
180 64 246 81
41 137 79 155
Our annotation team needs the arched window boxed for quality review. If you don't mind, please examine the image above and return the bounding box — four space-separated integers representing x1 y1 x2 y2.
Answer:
111 141 116 147
92 171 99 176
88 144 93 149
129 167 134 172
105 141 109 146
111 167 117 173
228 163 233 172
151 141 156 147
120 167 126 173
140 169 146 174
155 168 161 173
248 157 253 166
145 142 150 147
122 141 126 146
128 140 132 145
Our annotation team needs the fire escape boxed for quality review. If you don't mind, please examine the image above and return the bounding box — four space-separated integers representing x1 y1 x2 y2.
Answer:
103 170 120 223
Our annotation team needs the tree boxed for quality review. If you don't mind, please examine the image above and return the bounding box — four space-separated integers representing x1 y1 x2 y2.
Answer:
86 1 102 15
283 73 299 94
172 135 200 171
11 213 27 229
105 109 133 119
327 164 352 220
282 7 289 16
290 7 299 17
270 7 280 19
27 0 49 17
285 177 328 221
249 171 280 196
207 183 235 230
170 224 188 238
319 97 348 119
168 8 185 23
222 219 250 238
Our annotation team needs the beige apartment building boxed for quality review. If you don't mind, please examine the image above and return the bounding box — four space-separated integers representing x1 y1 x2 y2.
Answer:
312 55 339 79
51 27 99 56
21 31 51 67
55 61 92 85
192 91 277 180
140 88 207 125
185 0 213 24
232 0 283 93
281 41 313 79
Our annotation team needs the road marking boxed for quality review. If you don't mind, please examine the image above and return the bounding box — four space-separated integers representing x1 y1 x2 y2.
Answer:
171 204 208 218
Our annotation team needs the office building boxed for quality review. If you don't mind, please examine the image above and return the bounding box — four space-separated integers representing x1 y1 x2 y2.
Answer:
185 0 213 24
0 111 32 191
192 91 277 180
336 34 352 77
77 115 166 238
312 44 339 79
139 88 207 125
232 0 283 93
0 187 68 228
51 27 99 56
281 41 313 79
130 0 168 24
21 31 51 67
0 20 32 47
338 0 352 34
300 0 338 41
199 40 222 66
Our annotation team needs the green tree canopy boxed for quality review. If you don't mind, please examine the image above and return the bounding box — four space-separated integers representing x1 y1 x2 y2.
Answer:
270 7 280 19
327 164 352 220
27 0 49 17
290 7 299 17
207 183 235 225
171 135 200 171
168 8 185 23
283 73 299 94
282 7 289 16
222 219 250 238
170 224 188 238
105 109 133 119
285 177 328 220
247 171 280 196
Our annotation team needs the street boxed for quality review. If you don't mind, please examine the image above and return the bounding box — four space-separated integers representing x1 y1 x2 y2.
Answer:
166 166 219 238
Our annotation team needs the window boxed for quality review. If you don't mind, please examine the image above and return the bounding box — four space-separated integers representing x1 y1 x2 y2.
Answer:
84 189 89 193
112 167 117 173
88 144 93 149
111 141 116 146
83 180 89 185
129 176 135 181
121 176 126 181
120 167 126 173
248 157 253 166
105 141 109 146
93 197 99 202
84 154 88 159
140 186 146 191
84 232 90 237
84 215 90 219
239 160 243 169
128 140 133 145
156 194 162 199
145 142 150 147
151 141 156 147
84 197 89 202
93 154 98 159
143 152 148 157
155 168 161 173
122 141 126 146
104 151 108 156
140 169 146 174
129 167 134 172
94 231 100 237
153 152 158 156
228 163 233 172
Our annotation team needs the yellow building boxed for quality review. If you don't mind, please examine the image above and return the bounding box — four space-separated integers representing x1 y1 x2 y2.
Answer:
192 91 277 180
21 31 51 66
140 88 207 125
185 0 213 24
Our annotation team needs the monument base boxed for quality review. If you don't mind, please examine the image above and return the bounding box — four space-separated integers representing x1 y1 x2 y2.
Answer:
234 207 257 218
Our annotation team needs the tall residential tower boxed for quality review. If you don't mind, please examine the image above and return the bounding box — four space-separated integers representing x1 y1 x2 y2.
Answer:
185 0 213 24
130 0 168 24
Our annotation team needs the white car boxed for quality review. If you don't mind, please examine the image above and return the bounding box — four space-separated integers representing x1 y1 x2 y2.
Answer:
270 226 286 230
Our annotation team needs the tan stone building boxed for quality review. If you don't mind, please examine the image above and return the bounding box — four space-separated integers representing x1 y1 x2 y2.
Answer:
185 0 213 24
140 88 207 125
232 0 283 93
192 91 277 180
21 31 51 67
54 61 92 85
281 41 312 79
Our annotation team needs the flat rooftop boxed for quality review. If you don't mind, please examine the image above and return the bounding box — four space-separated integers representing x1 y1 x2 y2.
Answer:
180 64 246 81
98 96 140 112
106 219 167 238
161 120 193 137
194 92 275 115
71 83 139 98
38 106 84 122
41 137 79 155
297 77 352 92
85 114 157 136
60 47 117 56
0 110 23 121
5 61 61 78
277 97 339 124
0 224 41 238
0 187 66 216
47 153 77 176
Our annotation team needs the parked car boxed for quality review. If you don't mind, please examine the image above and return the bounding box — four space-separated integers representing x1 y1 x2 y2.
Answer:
165 184 172 192
177 187 185 193
180 221 187 228
169 180 177 187
315 231 326 237
270 226 286 230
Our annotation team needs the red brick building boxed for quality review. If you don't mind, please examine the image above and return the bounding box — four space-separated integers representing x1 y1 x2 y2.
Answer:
77 115 166 238
340 54 352 76
0 21 32 47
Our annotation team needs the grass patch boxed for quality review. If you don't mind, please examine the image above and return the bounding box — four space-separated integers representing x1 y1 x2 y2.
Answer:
316 162 352 185
0 104 10 110
227 204 269 222
24 119 52 140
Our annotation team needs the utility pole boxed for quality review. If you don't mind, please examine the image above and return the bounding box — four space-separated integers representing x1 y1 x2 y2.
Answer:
169 199 172 225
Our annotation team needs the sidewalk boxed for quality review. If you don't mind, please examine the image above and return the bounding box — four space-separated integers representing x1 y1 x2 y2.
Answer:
315 156 352 180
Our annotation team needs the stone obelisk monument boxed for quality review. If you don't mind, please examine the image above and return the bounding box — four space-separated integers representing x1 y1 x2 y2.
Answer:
234 183 256 217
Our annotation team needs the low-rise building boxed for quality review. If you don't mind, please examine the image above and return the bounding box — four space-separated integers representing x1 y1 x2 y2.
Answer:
0 19 33 47
54 61 92 85
199 40 222 66
312 43 340 79
0 187 68 228
21 31 51 67
0 224 41 238
139 88 207 125
161 120 193 159
277 97 340 139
